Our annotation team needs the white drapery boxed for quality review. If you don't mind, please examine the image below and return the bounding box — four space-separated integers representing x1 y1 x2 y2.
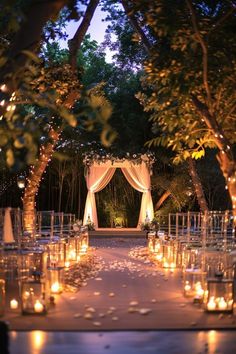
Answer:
83 157 154 229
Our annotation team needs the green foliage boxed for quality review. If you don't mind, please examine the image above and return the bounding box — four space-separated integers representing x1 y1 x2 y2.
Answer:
132 0 236 163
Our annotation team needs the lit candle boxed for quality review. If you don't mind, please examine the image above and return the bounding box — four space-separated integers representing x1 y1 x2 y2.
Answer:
156 254 162 261
34 300 44 313
184 282 191 293
51 282 60 294
195 282 204 298
218 297 227 311
69 250 76 260
207 297 216 311
23 291 30 299
10 299 18 310
65 261 70 268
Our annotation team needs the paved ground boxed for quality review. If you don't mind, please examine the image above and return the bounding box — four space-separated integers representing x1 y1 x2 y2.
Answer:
3 237 236 331
8 330 236 354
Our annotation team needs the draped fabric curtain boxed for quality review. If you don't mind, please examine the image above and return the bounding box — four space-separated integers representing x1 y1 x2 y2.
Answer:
121 161 154 226
83 166 116 228
83 159 154 229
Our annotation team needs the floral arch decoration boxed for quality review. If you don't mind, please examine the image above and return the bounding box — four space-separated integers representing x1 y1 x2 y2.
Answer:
83 153 154 229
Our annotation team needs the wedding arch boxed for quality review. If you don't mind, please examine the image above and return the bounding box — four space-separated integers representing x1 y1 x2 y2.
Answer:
83 153 154 229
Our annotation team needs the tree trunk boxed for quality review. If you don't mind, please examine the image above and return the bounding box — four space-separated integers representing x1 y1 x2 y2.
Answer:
217 152 236 224
187 157 209 212
22 0 100 233
192 95 236 224
23 128 60 234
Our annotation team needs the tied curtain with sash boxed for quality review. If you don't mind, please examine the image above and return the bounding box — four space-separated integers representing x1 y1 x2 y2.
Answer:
83 159 154 229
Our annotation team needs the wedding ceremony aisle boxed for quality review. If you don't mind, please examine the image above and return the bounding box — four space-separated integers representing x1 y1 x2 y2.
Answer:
4 236 236 331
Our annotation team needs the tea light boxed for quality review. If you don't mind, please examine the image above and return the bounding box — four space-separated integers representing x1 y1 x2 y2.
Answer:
218 297 227 310
69 250 76 260
163 261 169 268
156 254 163 261
65 261 70 268
184 281 191 292
23 291 30 299
10 299 18 310
195 282 204 297
51 282 60 294
34 300 44 313
207 297 216 311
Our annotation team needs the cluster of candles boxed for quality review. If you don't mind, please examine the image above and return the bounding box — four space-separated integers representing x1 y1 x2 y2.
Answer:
206 296 233 311
147 232 235 313
1 230 89 316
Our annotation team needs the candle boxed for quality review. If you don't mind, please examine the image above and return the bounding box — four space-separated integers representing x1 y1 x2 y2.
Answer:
23 291 30 300
156 254 162 261
65 261 70 268
34 300 44 313
51 282 60 294
69 250 76 260
218 297 227 311
184 282 191 292
207 297 216 311
10 299 18 310
163 261 169 268
195 282 204 298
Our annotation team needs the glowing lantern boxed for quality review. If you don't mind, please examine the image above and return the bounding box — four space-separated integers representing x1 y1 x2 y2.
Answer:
47 266 64 294
79 229 89 256
162 240 177 270
21 279 47 315
47 240 66 268
204 277 234 313
66 237 79 262
183 268 206 302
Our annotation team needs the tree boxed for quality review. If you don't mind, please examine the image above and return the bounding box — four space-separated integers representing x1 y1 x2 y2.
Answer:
103 0 209 212
119 0 235 219
21 0 101 234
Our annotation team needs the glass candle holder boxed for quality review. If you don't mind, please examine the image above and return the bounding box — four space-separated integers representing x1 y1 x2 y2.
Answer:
204 277 234 312
47 266 64 294
66 237 78 263
183 268 206 302
47 240 66 268
147 232 161 254
18 250 47 279
79 230 89 256
21 279 47 315
162 241 177 270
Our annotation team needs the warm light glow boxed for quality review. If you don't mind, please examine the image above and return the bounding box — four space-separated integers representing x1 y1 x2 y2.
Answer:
31 331 46 350
156 254 163 261
51 282 61 294
23 291 30 299
194 282 204 298
34 300 44 313
207 297 216 311
10 299 18 310
68 250 76 260
65 261 70 268
184 281 191 292
80 245 88 254
217 297 227 311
